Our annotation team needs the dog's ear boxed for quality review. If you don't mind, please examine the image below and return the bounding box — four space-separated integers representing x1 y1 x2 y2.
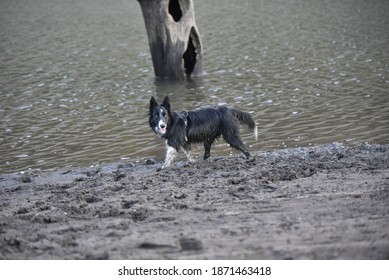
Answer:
161 96 171 111
149 96 158 111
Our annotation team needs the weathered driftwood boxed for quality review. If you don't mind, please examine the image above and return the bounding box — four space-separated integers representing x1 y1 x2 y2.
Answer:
137 0 203 80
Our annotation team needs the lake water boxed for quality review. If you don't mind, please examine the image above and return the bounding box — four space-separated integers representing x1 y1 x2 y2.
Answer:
1 0 388 173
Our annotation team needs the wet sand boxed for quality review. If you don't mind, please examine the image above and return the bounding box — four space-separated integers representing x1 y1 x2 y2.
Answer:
1 143 388 259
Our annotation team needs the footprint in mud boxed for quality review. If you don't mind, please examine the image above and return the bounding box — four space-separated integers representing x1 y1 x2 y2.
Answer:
179 238 203 251
138 242 176 250
131 207 149 222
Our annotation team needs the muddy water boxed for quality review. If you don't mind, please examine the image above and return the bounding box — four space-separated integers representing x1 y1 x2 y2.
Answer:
1 0 388 173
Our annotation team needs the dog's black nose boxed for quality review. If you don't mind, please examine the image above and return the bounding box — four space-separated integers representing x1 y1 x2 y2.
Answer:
160 124 166 128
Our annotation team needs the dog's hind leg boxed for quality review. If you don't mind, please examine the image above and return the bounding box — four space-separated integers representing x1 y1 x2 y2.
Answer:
222 127 251 159
161 145 177 169
229 138 251 159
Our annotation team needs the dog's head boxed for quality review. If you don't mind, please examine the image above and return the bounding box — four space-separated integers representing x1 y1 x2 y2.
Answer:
149 96 171 137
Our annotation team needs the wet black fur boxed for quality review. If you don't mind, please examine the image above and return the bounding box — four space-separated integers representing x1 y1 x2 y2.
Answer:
149 96 256 163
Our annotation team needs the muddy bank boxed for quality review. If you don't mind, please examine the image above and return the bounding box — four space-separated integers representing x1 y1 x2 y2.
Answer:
1 143 388 259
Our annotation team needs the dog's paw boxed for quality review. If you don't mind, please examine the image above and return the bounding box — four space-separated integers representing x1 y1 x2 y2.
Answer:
246 157 256 163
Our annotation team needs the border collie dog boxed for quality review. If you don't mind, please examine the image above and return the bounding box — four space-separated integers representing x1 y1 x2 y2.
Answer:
149 96 257 169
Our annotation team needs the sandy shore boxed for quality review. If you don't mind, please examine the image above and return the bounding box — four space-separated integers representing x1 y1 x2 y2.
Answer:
1 143 388 259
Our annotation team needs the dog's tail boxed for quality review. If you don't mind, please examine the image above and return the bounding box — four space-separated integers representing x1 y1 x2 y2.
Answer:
232 109 258 141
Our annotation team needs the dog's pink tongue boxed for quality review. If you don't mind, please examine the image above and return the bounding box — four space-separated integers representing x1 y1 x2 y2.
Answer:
160 127 166 134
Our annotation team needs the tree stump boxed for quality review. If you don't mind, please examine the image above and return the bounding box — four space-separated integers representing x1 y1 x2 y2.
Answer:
137 0 203 80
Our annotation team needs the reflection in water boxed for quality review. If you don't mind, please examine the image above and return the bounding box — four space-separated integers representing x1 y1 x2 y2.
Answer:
0 0 388 173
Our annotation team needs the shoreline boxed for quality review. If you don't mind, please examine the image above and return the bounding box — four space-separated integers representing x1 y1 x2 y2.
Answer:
1 143 388 259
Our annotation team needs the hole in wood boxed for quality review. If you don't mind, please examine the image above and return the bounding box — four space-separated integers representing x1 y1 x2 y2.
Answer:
169 0 183 22
183 27 197 78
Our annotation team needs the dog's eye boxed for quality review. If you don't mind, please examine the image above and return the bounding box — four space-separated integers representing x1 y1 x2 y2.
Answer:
162 112 166 117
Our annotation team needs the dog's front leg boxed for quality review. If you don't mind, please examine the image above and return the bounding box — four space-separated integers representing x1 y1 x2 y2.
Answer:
181 147 195 163
161 145 177 169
